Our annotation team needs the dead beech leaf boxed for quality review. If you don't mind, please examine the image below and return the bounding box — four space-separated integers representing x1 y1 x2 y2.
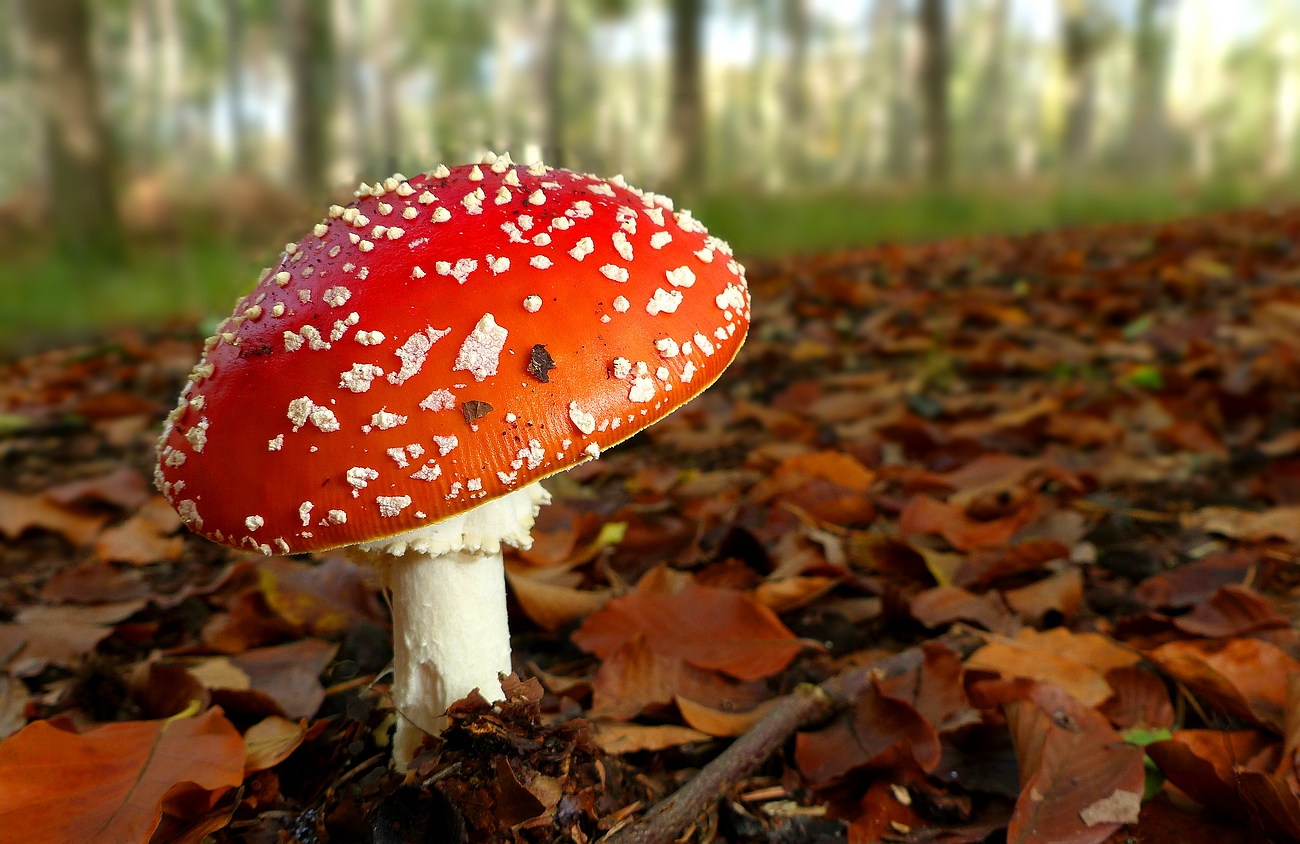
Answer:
1181 505 1300 544
186 657 252 691
752 575 838 614
590 636 766 720
1146 730 1280 822
966 628 1140 707
572 582 804 681
43 467 150 510
1003 568 1083 625
243 716 308 773
1148 638 1300 732
1099 666 1174 730
900 494 1040 552
95 514 184 565
1134 551 1259 609
794 676 940 785
592 721 712 754
506 571 610 632
877 642 980 734
0 707 244 844
675 695 779 737
0 489 105 546
39 561 153 604
771 450 876 493
911 586 1018 635
231 639 338 721
1004 684 1145 844
257 555 386 637
1172 585 1290 637
0 620 117 677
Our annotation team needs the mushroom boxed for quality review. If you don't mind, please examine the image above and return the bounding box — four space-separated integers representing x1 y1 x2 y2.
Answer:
155 152 751 768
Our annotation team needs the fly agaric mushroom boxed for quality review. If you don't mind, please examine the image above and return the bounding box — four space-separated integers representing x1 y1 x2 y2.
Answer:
155 152 750 767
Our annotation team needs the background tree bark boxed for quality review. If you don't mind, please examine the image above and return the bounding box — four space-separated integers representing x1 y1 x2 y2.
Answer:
1126 0 1172 175
19 0 122 256
667 0 705 186
223 0 249 171
285 0 332 196
917 0 950 186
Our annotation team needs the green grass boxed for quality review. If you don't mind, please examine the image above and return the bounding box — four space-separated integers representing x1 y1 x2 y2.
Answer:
0 178 1288 358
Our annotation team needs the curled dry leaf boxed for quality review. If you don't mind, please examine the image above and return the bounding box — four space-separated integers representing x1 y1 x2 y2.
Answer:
751 575 838 614
1146 729 1280 822
0 707 245 844
1002 568 1083 625
95 514 184 565
590 636 766 720
1098 666 1174 730
242 715 308 774
1171 585 1291 638
674 695 780 737
572 582 804 681
229 639 338 721
1180 505 1300 545
1004 684 1145 844
911 586 1019 635
506 570 611 633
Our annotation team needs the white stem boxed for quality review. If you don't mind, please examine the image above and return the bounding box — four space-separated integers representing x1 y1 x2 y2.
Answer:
386 548 511 768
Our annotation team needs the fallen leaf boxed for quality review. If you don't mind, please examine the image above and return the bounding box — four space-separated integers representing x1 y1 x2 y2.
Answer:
1003 568 1083 625
911 586 1019 635
0 676 29 740
770 450 876 492
43 467 150 510
0 489 105 546
1180 505 1300 544
186 657 252 691
95 514 184 565
230 639 338 721
966 628 1140 707
572 582 804 681
795 676 941 785
39 561 153 603
674 696 780 737
1171 585 1290 637
900 494 1040 552
507 571 611 632
257 555 386 637
877 642 981 734
0 620 117 677
592 721 712 754
1098 666 1174 730
590 636 766 720
1133 551 1259 609
954 540 1070 590
0 707 244 844
242 716 308 773
751 575 838 614
1146 729 1278 821
1148 638 1300 732
1004 684 1146 844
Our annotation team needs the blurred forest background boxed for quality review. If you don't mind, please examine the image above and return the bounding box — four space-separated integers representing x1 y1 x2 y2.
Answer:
4 0 1300 352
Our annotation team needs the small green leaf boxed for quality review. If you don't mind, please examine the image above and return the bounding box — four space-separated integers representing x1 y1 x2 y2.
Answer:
1122 314 1154 340
1122 727 1172 747
592 521 627 549
1122 365 1164 390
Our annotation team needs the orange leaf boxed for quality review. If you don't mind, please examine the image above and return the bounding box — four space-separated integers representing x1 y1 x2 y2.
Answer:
772 450 876 493
1148 638 1300 732
0 489 105 546
242 716 307 774
675 696 779 737
966 628 1139 707
506 571 610 632
592 722 711 754
590 636 767 720
572 582 804 681
899 494 1039 551
0 707 244 844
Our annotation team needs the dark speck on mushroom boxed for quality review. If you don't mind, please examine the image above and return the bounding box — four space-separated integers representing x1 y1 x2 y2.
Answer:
527 344 556 382
461 400 493 424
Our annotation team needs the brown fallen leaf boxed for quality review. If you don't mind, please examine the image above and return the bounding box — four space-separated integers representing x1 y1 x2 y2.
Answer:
243 716 308 773
572 582 805 681
0 707 244 844
590 636 766 720
1098 666 1174 730
877 641 981 734
1133 551 1259 609
43 467 150 510
911 586 1019 635
39 561 153 604
900 494 1040 552
1172 585 1291 637
751 575 838 614
794 676 940 785
966 628 1140 707
507 570 611 632
674 695 780 737
1004 684 1145 844
0 489 105 546
0 620 118 677
1148 638 1300 732
592 721 712 754
231 639 338 721
95 514 184 565
1003 568 1083 625
1146 730 1279 822
1180 505 1300 544
257 555 387 638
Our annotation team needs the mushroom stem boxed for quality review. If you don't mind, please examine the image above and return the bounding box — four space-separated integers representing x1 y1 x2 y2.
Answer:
351 481 550 770
386 548 511 768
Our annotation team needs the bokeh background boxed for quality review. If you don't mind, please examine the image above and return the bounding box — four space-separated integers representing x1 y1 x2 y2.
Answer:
4 0 1300 353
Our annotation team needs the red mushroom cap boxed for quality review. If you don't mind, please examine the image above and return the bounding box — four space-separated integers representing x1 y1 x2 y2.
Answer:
155 155 750 554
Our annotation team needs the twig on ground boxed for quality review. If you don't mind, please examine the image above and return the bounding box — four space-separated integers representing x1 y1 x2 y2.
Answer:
606 635 976 844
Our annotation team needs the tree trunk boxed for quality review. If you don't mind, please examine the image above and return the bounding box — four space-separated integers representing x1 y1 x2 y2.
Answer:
19 0 121 256
375 0 400 175
539 0 565 167
223 0 249 170
285 0 332 196
875 0 913 181
667 0 705 186
781 0 810 180
1126 0 1171 175
1060 0 1104 176
967 0 1009 176
917 0 950 186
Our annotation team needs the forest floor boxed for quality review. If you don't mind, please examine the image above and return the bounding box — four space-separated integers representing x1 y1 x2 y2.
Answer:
4 206 1300 843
